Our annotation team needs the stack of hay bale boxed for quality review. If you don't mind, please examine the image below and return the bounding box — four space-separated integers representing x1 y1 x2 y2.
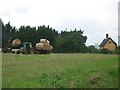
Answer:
11 38 21 53
35 39 53 53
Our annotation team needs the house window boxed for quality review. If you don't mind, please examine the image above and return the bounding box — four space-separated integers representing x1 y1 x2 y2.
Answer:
109 41 111 43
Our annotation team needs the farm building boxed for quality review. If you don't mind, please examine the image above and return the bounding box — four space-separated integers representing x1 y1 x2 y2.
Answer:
99 34 117 51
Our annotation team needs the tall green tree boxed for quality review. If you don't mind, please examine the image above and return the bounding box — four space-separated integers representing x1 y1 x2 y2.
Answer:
54 29 87 53
2 22 16 46
36 25 58 46
0 19 2 48
87 45 99 53
2 21 88 53
13 26 37 46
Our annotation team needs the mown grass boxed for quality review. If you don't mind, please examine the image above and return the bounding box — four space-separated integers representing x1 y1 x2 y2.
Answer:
2 53 118 88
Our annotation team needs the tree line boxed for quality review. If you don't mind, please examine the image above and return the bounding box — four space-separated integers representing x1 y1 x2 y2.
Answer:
1 21 119 54
2 21 89 53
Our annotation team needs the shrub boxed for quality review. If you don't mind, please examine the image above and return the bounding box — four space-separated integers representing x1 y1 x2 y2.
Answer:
100 48 112 54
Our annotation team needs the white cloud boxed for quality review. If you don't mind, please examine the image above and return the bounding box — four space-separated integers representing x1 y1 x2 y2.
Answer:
14 5 29 14
0 0 119 45
0 9 11 16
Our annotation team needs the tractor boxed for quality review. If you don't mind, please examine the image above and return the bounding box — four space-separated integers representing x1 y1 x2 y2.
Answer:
21 42 32 54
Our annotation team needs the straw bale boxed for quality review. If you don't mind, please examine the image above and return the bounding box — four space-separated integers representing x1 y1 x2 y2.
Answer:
36 41 53 51
12 39 21 46
36 43 43 50
46 40 50 44
40 39 47 43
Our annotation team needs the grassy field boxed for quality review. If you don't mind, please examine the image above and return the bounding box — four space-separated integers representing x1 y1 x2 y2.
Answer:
2 53 118 88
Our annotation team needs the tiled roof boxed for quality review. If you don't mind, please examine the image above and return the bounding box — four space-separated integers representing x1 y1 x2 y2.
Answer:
99 38 117 47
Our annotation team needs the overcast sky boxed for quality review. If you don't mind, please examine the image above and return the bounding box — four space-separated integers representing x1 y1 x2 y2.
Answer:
0 0 119 45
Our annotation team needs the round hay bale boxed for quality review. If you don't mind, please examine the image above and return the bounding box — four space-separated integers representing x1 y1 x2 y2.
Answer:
40 39 47 43
42 43 48 50
12 39 21 46
36 43 44 50
36 42 51 51
46 40 50 44
50 45 53 50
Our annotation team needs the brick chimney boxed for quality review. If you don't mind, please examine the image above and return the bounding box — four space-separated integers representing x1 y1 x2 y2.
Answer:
106 34 109 39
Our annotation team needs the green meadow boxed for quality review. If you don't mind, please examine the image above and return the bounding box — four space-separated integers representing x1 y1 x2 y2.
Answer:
2 53 118 88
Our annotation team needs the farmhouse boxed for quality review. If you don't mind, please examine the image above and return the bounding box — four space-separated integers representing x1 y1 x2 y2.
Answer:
99 34 117 51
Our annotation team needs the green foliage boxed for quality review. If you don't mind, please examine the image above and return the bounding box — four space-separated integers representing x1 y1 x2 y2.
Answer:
2 21 88 53
0 19 2 48
2 54 118 88
100 48 112 54
14 26 37 46
36 25 58 46
87 45 99 53
2 22 58 49
2 22 16 45
54 29 87 53
114 45 120 54
1 21 118 54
